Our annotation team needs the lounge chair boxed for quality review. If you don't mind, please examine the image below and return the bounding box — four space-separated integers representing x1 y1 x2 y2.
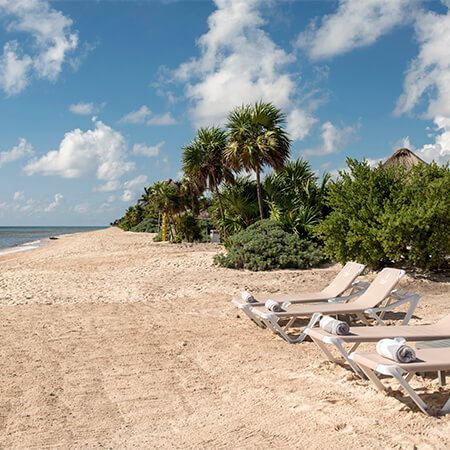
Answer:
251 268 419 344
232 262 367 328
350 347 450 415
307 313 449 375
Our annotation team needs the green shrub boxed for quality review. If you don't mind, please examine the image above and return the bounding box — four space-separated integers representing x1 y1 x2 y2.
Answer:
130 215 159 233
316 159 450 270
176 214 203 242
152 230 163 242
214 219 324 271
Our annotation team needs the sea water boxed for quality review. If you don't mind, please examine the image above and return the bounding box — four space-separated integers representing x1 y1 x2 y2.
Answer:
0 226 107 255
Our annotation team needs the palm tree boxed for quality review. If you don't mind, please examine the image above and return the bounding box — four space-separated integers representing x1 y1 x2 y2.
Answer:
182 126 234 222
225 101 291 220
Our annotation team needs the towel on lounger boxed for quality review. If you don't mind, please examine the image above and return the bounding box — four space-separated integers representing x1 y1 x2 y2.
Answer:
265 299 284 312
319 316 350 335
376 338 416 363
241 291 257 303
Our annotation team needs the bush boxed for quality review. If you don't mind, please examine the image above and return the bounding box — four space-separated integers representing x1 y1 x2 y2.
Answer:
153 230 163 242
214 219 324 271
130 216 159 233
316 159 450 270
177 214 203 242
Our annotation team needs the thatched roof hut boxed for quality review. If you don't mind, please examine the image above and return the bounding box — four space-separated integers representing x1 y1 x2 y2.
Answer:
382 148 427 170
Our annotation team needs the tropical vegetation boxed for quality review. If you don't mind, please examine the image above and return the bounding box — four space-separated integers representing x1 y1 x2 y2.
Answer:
115 100 449 272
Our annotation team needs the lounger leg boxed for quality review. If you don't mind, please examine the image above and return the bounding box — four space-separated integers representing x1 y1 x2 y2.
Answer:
262 312 322 344
443 398 450 414
438 371 446 387
238 304 266 328
310 336 341 363
401 294 420 325
332 341 365 376
389 368 430 415
357 363 386 391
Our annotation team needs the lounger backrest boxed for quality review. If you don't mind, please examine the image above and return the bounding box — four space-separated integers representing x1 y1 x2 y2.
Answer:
436 314 450 327
321 262 365 297
352 268 405 309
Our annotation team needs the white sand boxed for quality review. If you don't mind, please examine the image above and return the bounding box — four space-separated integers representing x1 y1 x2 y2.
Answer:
0 227 448 448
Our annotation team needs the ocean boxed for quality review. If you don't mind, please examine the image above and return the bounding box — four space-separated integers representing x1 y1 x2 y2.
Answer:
0 226 107 255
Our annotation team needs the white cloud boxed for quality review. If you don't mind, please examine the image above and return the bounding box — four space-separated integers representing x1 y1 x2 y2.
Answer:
392 136 415 151
287 109 318 141
303 121 355 156
0 138 33 168
146 112 177 126
393 4 450 166
69 102 97 115
120 175 148 202
415 116 450 165
119 105 151 124
171 0 314 130
297 0 415 60
124 174 148 189
119 106 177 126
133 141 164 157
0 41 32 94
13 190 25 201
120 190 134 202
24 118 135 181
93 180 122 193
395 6 450 119
0 0 78 95
45 193 63 212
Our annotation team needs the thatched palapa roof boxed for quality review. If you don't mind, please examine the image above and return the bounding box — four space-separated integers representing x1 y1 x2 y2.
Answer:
382 148 427 170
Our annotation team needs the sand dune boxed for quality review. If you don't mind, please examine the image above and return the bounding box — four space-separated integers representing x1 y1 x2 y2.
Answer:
0 227 448 448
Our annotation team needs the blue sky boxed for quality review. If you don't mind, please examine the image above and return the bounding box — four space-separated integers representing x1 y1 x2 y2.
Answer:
1 0 449 226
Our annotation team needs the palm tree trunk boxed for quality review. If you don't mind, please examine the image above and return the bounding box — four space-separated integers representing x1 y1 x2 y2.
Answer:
255 167 264 220
214 185 225 222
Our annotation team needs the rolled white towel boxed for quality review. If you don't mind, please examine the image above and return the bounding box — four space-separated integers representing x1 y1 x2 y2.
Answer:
319 315 350 335
376 338 416 363
265 299 284 313
241 291 257 303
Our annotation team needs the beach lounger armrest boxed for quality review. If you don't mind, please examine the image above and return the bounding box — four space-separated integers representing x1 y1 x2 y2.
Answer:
364 291 420 325
327 281 369 303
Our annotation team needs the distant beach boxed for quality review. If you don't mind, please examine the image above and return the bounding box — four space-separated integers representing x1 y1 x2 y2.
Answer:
0 227 448 447
0 226 107 256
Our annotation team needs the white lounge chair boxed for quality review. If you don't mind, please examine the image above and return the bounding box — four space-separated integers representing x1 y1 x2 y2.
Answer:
251 268 419 344
307 313 450 375
232 262 367 328
351 347 450 415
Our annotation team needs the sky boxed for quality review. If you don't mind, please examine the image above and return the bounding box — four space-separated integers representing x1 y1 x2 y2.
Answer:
1 0 450 226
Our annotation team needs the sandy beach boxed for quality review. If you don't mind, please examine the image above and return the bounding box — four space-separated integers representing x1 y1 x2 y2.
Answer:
0 227 449 448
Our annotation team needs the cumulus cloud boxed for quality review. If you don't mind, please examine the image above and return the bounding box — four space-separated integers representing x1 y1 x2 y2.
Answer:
287 109 318 141
119 105 151 124
170 0 316 132
146 112 177 126
133 141 164 157
0 138 33 168
393 4 450 165
303 121 355 156
45 193 63 212
297 0 416 60
120 175 148 202
395 6 450 119
69 102 97 115
93 180 122 193
24 117 135 181
119 106 177 126
0 0 78 95
415 116 450 165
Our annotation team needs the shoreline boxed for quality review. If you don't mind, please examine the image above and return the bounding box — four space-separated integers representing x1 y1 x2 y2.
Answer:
0 227 108 257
